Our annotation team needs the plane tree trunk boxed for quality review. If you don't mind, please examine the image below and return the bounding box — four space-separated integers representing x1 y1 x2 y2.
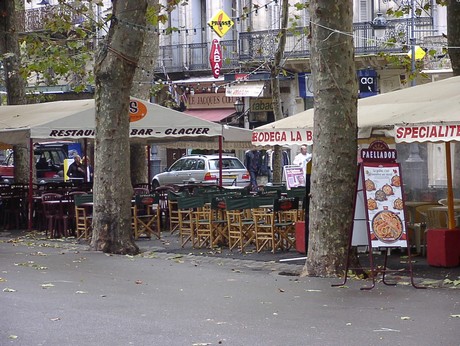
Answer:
91 0 148 254
303 0 358 277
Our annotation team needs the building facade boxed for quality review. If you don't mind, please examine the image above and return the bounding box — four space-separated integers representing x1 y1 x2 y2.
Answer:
16 1 453 182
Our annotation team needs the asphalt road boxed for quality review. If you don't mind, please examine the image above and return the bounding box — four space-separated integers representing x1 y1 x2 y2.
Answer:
1 232 459 346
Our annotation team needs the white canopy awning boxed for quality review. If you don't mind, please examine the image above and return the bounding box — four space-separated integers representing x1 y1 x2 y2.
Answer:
0 98 253 149
252 76 460 145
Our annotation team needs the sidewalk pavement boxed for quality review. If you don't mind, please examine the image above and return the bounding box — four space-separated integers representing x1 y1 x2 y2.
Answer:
1 230 459 346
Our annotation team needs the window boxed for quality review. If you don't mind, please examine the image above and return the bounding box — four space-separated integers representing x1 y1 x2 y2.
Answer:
427 143 457 187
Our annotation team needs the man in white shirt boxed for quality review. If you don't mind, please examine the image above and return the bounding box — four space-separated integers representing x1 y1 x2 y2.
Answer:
293 145 312 167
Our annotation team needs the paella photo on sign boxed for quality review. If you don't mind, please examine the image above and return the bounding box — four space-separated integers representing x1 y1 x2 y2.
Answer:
371 210 403 243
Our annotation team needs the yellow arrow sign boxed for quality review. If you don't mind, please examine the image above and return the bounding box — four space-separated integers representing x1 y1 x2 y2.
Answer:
208 10 234 38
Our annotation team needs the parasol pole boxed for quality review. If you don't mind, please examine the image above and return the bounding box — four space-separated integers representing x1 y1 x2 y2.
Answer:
445 142 456 229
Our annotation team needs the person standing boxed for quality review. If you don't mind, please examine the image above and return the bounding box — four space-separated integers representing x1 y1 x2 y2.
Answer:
67 155 86 181
293 145 311 168
82 156 94 182
293 145 312 187
244 150 261 192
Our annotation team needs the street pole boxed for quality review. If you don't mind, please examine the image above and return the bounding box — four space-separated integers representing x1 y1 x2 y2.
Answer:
410 0 416 86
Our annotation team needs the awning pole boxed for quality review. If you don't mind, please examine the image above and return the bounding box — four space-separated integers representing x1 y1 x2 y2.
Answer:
28 138 33 231
218 134 223 187
445 142 456 229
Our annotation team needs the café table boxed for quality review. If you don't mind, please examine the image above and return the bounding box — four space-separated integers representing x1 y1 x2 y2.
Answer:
425 205 460 229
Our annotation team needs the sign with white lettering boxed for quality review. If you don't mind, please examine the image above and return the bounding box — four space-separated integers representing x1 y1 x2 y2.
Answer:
360 140 397 162
358 69 377 98
210 39 222 79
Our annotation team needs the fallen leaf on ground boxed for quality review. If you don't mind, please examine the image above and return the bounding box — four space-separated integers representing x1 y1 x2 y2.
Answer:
135 280 143 284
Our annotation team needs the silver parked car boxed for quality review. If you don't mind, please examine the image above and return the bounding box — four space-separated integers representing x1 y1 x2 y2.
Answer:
151 155 250 189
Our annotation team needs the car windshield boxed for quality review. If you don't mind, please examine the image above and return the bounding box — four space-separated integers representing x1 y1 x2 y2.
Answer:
209 158 244 170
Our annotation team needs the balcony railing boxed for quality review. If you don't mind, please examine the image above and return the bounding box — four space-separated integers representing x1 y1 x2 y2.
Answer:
19 6 435 75
17 5 83 32
156 17 434 74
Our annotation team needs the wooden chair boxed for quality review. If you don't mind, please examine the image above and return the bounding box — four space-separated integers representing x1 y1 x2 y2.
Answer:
194 204 215 248
177 196 204 247
168 190 189 234
274 197 299 251
65 191 87 236
253 208 278 253
42 193 69 238
132 193 161 239
74 194 93 240
286 187 306 219
225 196 255 252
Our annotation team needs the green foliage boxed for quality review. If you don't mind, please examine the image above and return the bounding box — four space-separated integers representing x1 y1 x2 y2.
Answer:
18 0 186 94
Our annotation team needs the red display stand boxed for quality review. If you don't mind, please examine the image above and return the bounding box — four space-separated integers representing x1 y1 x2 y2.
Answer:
426 228 460 267
295 221 306 254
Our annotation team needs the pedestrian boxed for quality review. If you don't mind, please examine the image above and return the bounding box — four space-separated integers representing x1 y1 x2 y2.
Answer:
244 149 261 192
67 155 86 181
82 156 94 182
293 145 312 188
293 144 312 168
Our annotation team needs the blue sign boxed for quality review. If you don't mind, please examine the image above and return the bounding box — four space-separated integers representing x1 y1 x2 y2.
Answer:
358 69 378 98
298 73 314 98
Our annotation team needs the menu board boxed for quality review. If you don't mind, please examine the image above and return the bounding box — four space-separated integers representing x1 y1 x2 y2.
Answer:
283 165 305 190
362 163 407 248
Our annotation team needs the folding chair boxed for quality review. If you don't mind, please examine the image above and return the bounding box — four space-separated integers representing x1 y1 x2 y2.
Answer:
177 196 204 247
168 190 189 234
74 194 93 240
225 196 255 252
274 197 299 250
132 194 161 239
251 196 279 253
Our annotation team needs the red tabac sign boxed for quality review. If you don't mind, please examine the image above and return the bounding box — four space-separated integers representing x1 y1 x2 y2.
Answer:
210 39 222 79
